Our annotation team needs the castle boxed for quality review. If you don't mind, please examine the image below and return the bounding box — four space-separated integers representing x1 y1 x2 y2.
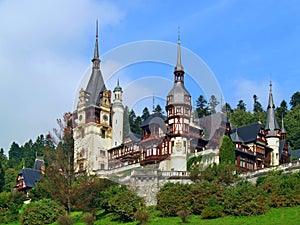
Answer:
72 24 290 176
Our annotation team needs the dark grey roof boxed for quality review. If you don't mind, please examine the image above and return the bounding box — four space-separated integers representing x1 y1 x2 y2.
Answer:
265 82 280 132
33 158 44 170
174 35 184 72
141 113 166 128
234 122 264 144
85 22 106 106
85 69 106 105
19 168 41 188
197 112 228 140
167 82 190 104
125 132 142 142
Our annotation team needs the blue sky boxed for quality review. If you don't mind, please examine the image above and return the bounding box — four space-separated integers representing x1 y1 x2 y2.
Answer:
0 0 299 155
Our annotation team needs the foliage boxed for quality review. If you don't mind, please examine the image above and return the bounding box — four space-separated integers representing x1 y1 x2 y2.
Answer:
57 215 74 225
199 163 238 185
72 177 116 215
201 205 223 219
253 94 263 112
187 155 202 172
219 135 235 165
154 104 163 114
156 183 191 216
285 104 300 149
134 207 149 225
236 100 246 111
177 209 190 223
258 171 300 208
290 91 300 109
195 95 209 118
81 213 95 225
209 95 219 114
102 185 145 222
0 191 25 224
20 199 65 225
141 107 150 122
224 181 268 216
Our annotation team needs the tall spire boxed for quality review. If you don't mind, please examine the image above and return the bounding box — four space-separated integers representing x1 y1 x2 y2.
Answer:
92 20 100 69
174 27 184 72
265 81 280 133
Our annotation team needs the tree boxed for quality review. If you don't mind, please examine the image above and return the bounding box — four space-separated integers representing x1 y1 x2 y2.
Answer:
285 104 300 149
290 91 300 110
154 104 163 114
141 107 150 122
209 95 220 114
253 94 263 112
230 110 254 127
276 100 288 119
0 148 6 192
195 95 209 118
7 142 22 168
38 113 74 215
236 100 246 111
219 135 235 165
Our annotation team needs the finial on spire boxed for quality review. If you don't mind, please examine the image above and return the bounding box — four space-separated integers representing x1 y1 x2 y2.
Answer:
117 78 119 86
175 27 184 72
152 94 155 113
270 80 272 93
92 20 100 68
96 19 98 38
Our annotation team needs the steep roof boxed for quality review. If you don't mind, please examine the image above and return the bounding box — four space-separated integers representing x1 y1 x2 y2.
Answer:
19 168 41 188
234 122 264 144
265 81 280 132
85 20 106 106
141 113 166 127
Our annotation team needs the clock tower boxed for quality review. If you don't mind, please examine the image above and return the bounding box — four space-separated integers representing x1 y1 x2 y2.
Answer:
73 21 112 174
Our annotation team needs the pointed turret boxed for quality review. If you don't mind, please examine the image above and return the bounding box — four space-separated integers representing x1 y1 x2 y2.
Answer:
265 81 280 133
174 34 184 73
92 20 100 70
85 20 106 105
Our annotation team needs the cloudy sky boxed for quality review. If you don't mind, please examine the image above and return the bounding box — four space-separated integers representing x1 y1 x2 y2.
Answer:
1 0 299 154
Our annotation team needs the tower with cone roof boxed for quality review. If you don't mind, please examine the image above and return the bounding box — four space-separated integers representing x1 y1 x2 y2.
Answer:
112 79 124 147
73 21 112 174
164 35 192 171
265 81 281 166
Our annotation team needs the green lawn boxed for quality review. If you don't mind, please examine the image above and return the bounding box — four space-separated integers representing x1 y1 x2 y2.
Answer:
2 206 300 225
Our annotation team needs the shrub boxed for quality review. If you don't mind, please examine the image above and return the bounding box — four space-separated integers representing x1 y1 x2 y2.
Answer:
21 199 65 225
134 207 149 225
224 181 268 216
201 205 223 219
0 191 25 223
57 215 74 225
82 213 96 225
156 183 191 216
103 185 145 222
177 209 190 223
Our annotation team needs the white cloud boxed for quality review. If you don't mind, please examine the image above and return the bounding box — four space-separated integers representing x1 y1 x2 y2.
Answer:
0 0 125 153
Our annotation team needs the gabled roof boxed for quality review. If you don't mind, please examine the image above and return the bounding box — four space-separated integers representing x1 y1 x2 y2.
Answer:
197 112 228 140
19 168 41 188
234 122 264 144
141 113 166 128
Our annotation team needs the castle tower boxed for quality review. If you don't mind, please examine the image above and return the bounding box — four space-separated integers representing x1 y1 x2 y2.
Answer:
112 79 124 147
164 35 192 171
265 81 281 166
73 21 112 174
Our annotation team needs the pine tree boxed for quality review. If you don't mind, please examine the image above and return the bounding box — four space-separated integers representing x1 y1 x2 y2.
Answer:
253 94 263 112
209 95 220 114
